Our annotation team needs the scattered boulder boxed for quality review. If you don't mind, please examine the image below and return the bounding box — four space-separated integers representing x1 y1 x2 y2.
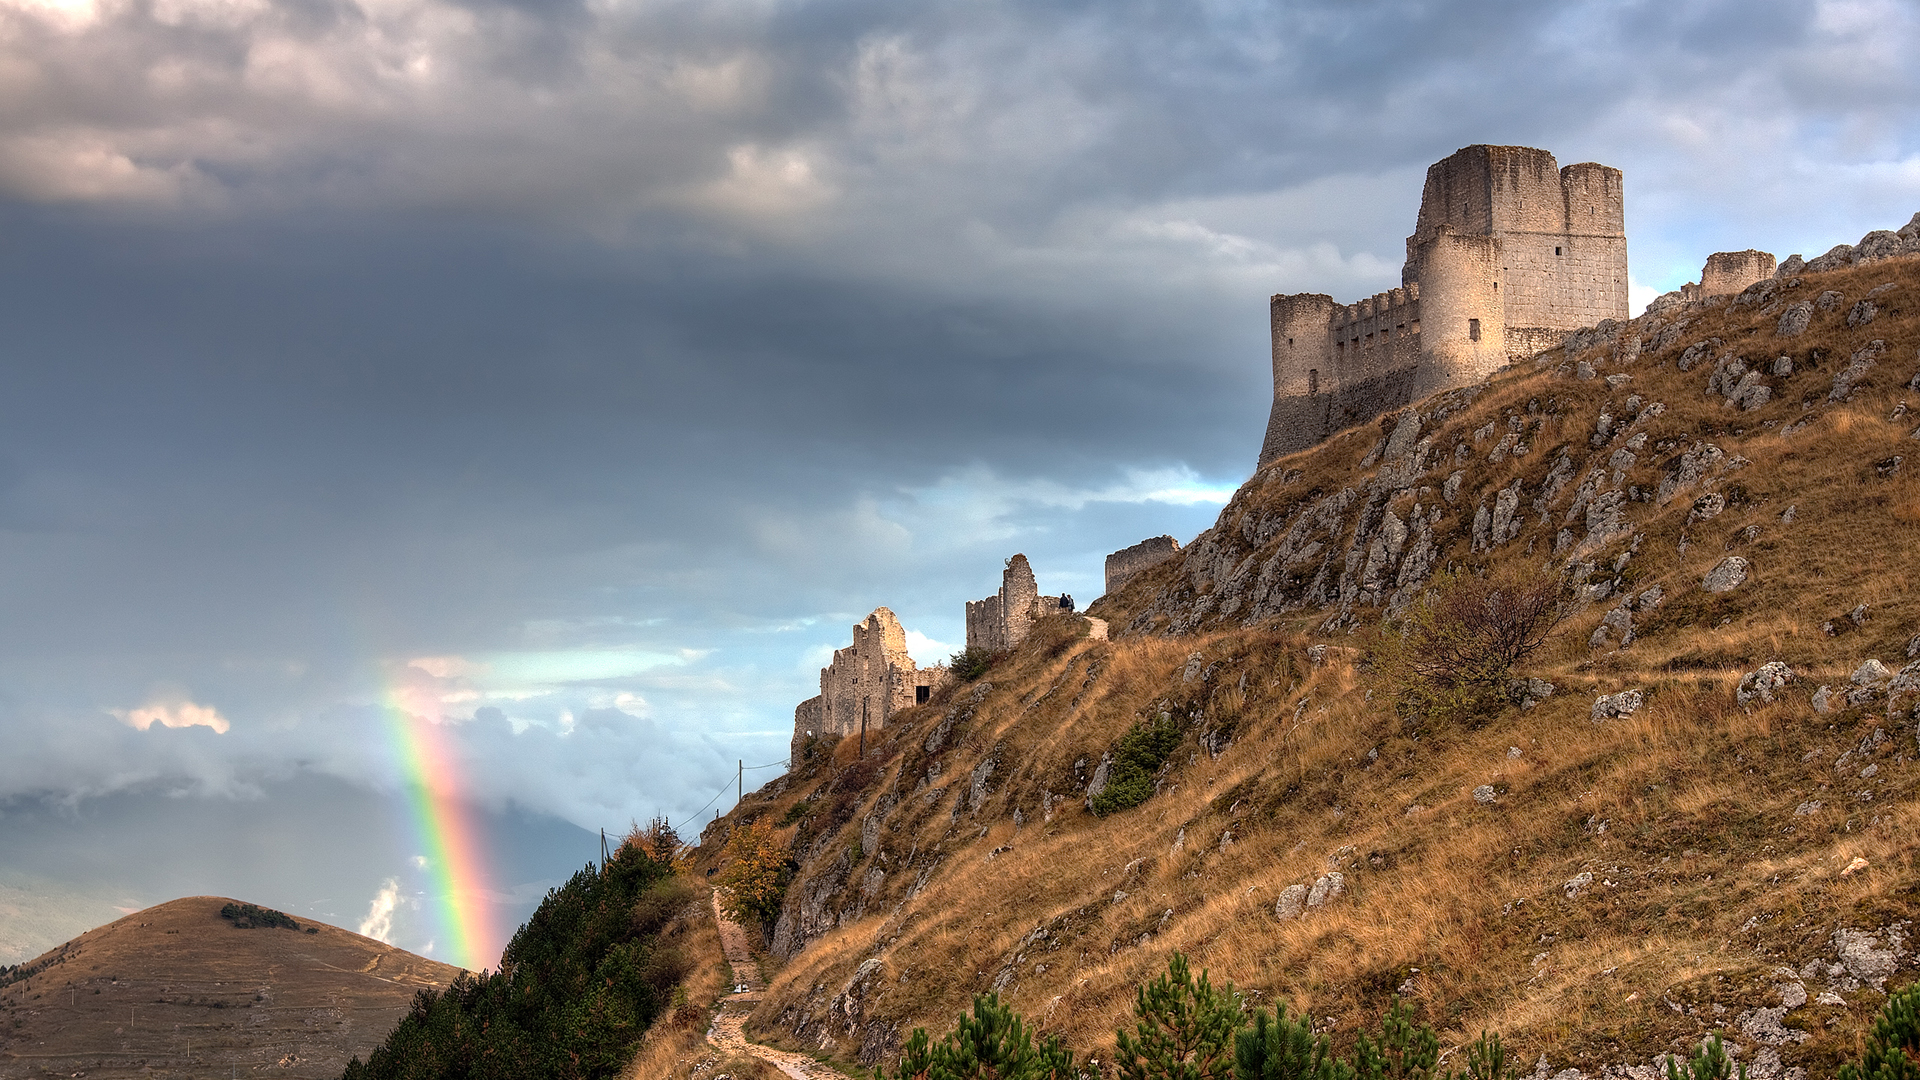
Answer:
1564 872 1595 899
1512 677 1556 710
1305 872 1345 909
1852 659 1892 686
1688 493 1726 524
1776 302 1813 337
1591 690 1644 720
1830 340 1886 402
1703 556 1750 593
1737 662 1796 706
1472 785 1499 804
1847 300 1879 328
1812 685 1837 714
1274 883 1309 920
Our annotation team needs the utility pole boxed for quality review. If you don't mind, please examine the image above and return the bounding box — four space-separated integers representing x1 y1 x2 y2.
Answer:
737 760 743 806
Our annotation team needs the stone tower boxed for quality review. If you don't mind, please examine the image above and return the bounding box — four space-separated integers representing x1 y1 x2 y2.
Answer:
1259 145 1627 465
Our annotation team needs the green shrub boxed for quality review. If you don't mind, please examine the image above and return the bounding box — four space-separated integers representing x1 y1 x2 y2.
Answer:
1841 984 1920 1080
1382 569 1566 726
1091 713 1183 816
1664 1033 1745 1080
884 992 1076 1080
949 646 994 683
1353 998 1438 1080
1116 952 1242 1080
1234 1002 1351 1080
220 902 300 931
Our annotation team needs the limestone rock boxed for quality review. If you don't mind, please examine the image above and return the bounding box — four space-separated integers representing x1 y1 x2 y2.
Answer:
1852 659 1892 686
1812 685 1837 714
1688 493 1726 524
1703 556 1750 593
1274 883 1309 920
1848 300 1879 328
1564 872 1594 899
1830 340 1886 402
1657 443 1726 504
1472 784 1498 804
1513 678 1556 710
1305 872 1345 909
1592 689 1645 720
1737 662 1796 706
1776 301 1813 337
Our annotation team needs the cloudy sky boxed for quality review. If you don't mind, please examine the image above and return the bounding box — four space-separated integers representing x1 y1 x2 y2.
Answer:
0 0 1915 968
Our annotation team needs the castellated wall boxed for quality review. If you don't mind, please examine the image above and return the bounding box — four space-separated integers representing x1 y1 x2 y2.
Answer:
1104 535 1182 595
1260 144 1627 466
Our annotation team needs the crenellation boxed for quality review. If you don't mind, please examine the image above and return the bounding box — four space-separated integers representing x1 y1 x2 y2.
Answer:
1261 144 1628 464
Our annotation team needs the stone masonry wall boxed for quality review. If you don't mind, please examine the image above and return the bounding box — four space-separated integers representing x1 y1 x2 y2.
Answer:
965 553 1069 653
1700 250 1777 298
1104 535 1182 596
1260 144 1627 467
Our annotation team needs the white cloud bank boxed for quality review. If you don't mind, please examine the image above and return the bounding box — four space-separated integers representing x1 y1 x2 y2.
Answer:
114 699 230 734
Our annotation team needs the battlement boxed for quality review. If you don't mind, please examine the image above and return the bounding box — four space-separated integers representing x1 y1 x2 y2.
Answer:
1260 145 1627 464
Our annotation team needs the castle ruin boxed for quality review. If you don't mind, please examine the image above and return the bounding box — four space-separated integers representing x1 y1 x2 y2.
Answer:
1672 249 1776 305
1103 535 1181 596
791 608 948 760
965 554 1073 653
1261 145 1628 464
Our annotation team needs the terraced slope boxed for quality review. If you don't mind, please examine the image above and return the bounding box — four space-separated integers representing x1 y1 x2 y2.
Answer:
696 253 1920 1080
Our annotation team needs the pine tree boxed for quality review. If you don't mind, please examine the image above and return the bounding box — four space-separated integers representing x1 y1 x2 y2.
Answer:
1233 1002 1352 1080
1115 952 1243 1080
1352 998 1438 1080
1842 984 1920 1080
1664 1033 1746 1080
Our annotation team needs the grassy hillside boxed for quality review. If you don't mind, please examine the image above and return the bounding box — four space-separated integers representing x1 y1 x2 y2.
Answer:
697 253 1920 1080
0 895 460 1079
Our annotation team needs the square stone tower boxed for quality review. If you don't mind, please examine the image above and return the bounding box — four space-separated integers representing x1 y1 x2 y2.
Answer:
1258 145 1627 465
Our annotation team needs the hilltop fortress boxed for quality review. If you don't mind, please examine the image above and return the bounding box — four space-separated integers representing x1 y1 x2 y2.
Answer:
1260 145 1629 463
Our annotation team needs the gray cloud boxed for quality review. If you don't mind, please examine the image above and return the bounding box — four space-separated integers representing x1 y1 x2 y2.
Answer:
0 0 1915 959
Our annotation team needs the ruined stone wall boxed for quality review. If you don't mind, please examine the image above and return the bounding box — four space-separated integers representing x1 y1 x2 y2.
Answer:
818 608 920 739
1104 535 1182 595
965 595 1004 653
791 695 824 764
966 553 1059 653
1700 250 1776 297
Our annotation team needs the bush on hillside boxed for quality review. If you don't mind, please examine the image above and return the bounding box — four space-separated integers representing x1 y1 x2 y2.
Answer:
1383 569 1566 725
885 992 1077 1080
949 646 994 682
1090 713 1183 817
714 820 794 931
1353 998 1438 1080
1234 1003 1352 1080
220 902 300 931
1841 983 1920 1080
340 843 683 1080
1664 1032 1746 1080
1116 951 1242 1080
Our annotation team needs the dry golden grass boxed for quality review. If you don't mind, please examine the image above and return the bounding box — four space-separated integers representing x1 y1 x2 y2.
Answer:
712 256 1920 1078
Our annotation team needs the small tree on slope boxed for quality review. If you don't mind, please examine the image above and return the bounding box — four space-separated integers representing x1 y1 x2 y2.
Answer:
1115 952 1243 1080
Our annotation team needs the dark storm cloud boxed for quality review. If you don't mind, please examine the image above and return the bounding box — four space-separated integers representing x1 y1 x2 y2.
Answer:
0 0 1915 959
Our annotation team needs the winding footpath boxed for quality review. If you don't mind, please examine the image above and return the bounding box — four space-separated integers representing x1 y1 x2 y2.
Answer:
707 891 854 1080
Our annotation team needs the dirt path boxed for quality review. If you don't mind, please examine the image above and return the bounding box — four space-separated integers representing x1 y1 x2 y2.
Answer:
706 892 853 1080
1085 615 1108 640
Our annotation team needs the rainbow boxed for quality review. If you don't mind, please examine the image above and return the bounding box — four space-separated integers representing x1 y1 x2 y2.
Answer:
383 683 495 972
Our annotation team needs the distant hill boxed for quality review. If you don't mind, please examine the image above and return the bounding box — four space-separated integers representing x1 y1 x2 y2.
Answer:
0 895 461 1079
705 249 1920 1078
